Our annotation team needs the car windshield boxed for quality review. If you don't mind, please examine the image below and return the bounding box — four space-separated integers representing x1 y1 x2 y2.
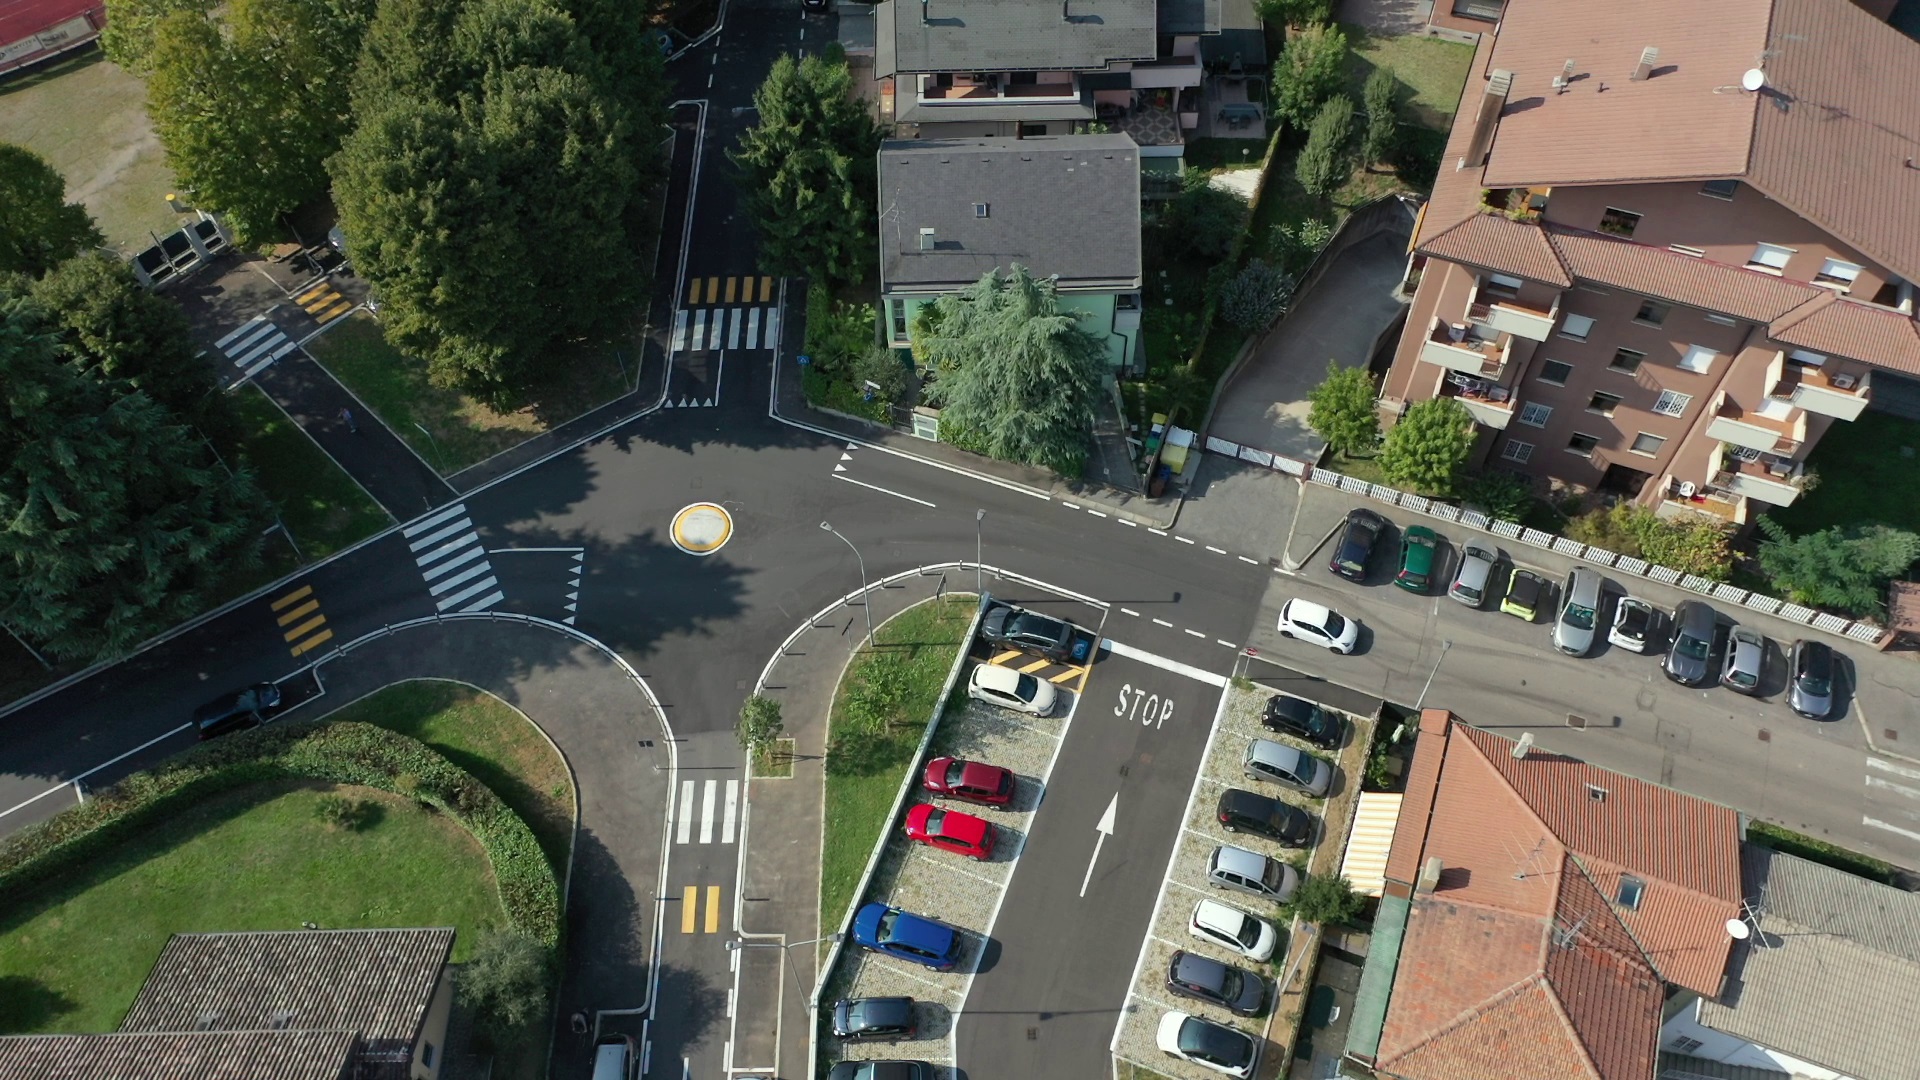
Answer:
1305 710 1335 738
1510 577 1540 603
923 809 947 837
1292 755 1318 784
1455 583 1482 602
1337 556 1364 574
1231 914 1259 948
1320 611 1347 637
875 910 899 940
1619 605 1649 634
944 761 966 786
1677 633 1710 661
1180 1023 1244 1062
1015 673 1040 699
1796 667 1832 696
1730 663 1758 688
1564 604 1596 631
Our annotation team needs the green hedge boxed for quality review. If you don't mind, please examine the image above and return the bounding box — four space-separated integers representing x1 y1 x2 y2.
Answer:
0 720 561 946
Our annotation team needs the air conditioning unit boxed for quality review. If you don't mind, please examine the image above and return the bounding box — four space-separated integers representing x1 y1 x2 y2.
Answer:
1830 373 1857 390
1730 447 1762 462
1766 459 1795 477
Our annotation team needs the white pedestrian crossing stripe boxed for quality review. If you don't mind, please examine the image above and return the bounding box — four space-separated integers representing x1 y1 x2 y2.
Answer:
674 778 740 845
216 315 297 380
668 307 779 354
402 503 503 613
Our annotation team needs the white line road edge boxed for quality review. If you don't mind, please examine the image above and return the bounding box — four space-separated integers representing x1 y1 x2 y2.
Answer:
1099 638 1229 688
832 472 937 508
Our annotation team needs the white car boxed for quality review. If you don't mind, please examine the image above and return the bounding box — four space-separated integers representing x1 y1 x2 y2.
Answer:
966 663 1057 716
1156 1011 1258 1078
1277 598 1359 654
1609 596 1657 653
1189 899 1278 962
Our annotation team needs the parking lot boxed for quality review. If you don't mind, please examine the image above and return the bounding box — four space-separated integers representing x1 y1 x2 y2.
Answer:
1111 682 1370 1080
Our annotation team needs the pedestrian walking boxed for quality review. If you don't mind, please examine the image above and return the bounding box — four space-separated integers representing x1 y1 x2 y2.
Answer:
339 407 358 433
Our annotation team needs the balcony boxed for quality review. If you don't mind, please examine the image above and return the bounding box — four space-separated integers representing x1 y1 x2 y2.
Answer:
1419 317 1509 378
1659 479 1748 525
1441 376 1514 430
1714 454 1807 507
917 75 1079 104
1704 394 1803 456
1469 297 1557 342
1769 363 1871 422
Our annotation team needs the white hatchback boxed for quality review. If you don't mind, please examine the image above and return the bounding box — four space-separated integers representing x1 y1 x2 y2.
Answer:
1277 598 1360 654
1189 899 1278 962
966 663 1058 716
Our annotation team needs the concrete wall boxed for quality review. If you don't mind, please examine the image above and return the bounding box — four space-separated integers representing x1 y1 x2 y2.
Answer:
1659 1003 1852 1080
410 969 454 1080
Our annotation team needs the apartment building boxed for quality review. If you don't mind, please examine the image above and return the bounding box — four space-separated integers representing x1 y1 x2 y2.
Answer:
1383 0 1920 525
1421 0 1901 40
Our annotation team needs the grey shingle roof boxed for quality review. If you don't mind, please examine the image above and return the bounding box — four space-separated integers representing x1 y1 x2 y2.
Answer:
878 0 1156 75
0 1030 356 1080
1695 846 1920 1080
1656 1050 1787 1080
878 135 1142 293
120 928 454 1061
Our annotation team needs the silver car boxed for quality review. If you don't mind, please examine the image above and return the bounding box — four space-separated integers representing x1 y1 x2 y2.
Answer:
1551 567 1602 657
1721 626 1766 695
1787 639 1835 719
1449 545 1497 607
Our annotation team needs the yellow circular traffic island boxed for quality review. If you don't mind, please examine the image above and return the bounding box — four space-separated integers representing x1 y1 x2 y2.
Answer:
670 502 734 556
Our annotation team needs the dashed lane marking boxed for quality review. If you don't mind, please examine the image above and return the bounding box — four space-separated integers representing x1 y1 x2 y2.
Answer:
1151 618 1174 628
1239 556 1260 565
1205 545 1227 554
1184 629 1206 638
1176 536 1196 545
706 886 723 934
1148 528 1168 536
682 886 698 933
1120 608 1141 617
1087 510 1108 518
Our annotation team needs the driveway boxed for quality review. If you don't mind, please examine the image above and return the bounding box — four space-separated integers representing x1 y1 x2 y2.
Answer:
1209 230 1412 464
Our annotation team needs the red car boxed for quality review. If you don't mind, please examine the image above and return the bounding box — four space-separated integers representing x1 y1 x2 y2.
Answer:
904 803 996 860
922 757 1015 808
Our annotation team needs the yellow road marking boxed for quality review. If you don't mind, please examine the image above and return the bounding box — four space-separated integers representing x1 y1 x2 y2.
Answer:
724 276 738 303
681 886 697 933
289 628 333 656
276 599 319 626
295 283 332 304
760 276 773 302
314 299 354 323
271 585 313 611
705 886 721 933
1018 658 1052 675
300 292 340 314
282 615 326 642
1049 665 1087 685
989 649 1024 665
687 278 702 304
705 277 718 304
1070 662 1094 694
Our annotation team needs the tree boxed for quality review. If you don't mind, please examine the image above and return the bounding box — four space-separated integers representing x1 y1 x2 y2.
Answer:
1564 504 1732 580
1459 470 1534 522
737 695 785 753
1307 362 1378 457
1287 872 1364 925
1294 94 1355 198
729 47 883 285
1269 217 1333 275
1253 0 1332 25
1219 259 1291 332
1361 66 1399 167
332 0 669 404
1377 396 1473 495
456 931 552 1031
919 266 1109 475
1756 519 1920 618
1271 23 1349 130
0 144 104 277
1155 177 1247 262
0 303 270 662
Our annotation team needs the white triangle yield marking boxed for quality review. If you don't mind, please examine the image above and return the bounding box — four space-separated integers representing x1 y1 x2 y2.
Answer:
845 442 858 450
572 552 584 562
834 464 846 473
662 398 674 408
565 602 577 613
568 578 581 589
839 453 853 461
703 398 713 407
564 616 576 625
567 592 579 601
680 396 691 407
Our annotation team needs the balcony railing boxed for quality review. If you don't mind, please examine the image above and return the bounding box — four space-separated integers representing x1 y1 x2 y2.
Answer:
1468 298 1557 342
1441 375 1514 430
1705 395 1802 456
1714 455 1806 507
1419 317 1508 378
1769 364 1871 422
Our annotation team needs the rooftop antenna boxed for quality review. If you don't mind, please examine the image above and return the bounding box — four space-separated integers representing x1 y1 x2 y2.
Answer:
1552 59 1575 94
1513 835 1551 881
1741 68 1766 92
1552 915 1589 950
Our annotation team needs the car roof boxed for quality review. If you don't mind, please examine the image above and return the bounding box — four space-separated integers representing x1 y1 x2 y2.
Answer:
1675 600 1716 634
1285 598 1333 623
1508 570 1543 596
1219 787 1280 814
1212 844 1269 876
1347 508 1387 528
846 997 914 1022
1171 950 1230 987
1795 639 1833 668
970 664 1024 693
1454 550 1493 583
1730 626 1765 650
955 760 1007 787
924 805 989 844
1247 738 1304 770
1193 899 1248 931
1266 694 1317 721
1405 525 1437 541
881 909 953 951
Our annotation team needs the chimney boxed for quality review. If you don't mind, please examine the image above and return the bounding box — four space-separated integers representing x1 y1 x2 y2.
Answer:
1552 58 1574 94
918 227 935 251
1416 857 1444 895
1511 732 1535 759
1632 46 1659 81
1457 69 1512 172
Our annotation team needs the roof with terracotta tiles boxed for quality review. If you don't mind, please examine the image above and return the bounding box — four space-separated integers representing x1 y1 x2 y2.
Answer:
1768 293 1920 375
1422 214 1572 288
1541 230 1823 326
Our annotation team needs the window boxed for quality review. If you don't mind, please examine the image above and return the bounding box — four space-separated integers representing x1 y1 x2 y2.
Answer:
1677 344 1717 373
1501 438 1535 463
1615 875 1646 909
1518 402 1552 427
1598 207 1641 238
1630 432 1666 456
1815 258 1863 290
1633 300 1671 326
1670 1037 1705 1054
1483 272 1524 298
1704 313 1740 326
1586 391 1623 416
889 298 908 341
1539 359 1574 386
1008 70 1038 86
1747 243 1794 274
1609 348 1645 374
1558 314 1595 341
421 1042 436 1068
1019 122 1048 137
1700 179 1739 200
1668 243 1706 258
1566 433 1600 457
973 202 990 218
1787 348 1826 367
1652 390 1692 417
1116 292 1140 311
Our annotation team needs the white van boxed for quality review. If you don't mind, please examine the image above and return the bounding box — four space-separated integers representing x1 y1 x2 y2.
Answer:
592 1035 635 1080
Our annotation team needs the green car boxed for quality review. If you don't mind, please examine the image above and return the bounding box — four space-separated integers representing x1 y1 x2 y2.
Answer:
1501 569 1548 621
1394 526 1439 593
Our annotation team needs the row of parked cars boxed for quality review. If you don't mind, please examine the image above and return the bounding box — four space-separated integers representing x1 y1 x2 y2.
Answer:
1324 508 1841 719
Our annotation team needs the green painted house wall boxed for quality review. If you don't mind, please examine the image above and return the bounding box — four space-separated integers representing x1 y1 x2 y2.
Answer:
883 290 1140 370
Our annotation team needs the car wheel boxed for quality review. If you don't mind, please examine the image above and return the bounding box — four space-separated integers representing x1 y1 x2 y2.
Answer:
1279 628 1294 638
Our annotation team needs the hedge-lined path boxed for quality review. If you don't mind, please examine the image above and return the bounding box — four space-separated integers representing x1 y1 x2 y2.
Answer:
305 618 668 1079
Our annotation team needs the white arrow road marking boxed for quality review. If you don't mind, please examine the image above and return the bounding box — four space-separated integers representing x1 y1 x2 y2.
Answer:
1081 793 1118 898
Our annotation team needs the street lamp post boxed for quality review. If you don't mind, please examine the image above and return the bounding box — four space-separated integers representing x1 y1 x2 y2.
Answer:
975 509 986 597
413 422 445 473
820 522 874 645
1415 639 1453 710
725 932 846 1017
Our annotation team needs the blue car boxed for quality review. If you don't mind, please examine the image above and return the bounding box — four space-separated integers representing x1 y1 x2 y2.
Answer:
852 903 962 971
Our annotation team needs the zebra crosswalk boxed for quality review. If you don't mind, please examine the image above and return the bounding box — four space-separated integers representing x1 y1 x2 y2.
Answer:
674 778 739 845
403 503 504 614
215 315 297 381
671 306 779 353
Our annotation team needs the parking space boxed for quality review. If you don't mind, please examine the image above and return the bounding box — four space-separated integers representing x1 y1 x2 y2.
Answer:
1112 681 1368 1080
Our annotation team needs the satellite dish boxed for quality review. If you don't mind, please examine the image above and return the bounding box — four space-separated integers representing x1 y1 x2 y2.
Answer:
1741 68 1767 92
1726 918 1751 940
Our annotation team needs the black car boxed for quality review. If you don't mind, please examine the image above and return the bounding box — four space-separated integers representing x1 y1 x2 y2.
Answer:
978 600 1092 664
194 682 283 740
1261 694 1344 750
1215 788 1313 847
1327 509 1389 582
831 997 916 1041
1166 950 1269 1017
826 1063 934 1080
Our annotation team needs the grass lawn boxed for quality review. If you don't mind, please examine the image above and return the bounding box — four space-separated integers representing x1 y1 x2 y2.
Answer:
818 596 976 936
0 50 180 255
1342 25 1477 129
305 314 631 475
1762 410 1920 537
327 681 575 878
229 384 391 559
0 781 506 1033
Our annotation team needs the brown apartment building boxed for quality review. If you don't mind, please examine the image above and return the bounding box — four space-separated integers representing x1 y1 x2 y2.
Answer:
1421 0 1900 41
1382 0 1920 526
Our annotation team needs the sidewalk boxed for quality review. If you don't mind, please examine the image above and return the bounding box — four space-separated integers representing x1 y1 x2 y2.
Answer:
253 350 454 517
734 570 968 1079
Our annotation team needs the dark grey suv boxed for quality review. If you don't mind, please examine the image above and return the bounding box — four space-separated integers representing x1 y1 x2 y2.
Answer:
1166 950 1269 1016
1215 788 1313 847
831 997 916 1040
1663 601 1716 686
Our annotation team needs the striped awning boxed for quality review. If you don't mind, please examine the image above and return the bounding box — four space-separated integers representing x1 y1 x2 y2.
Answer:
1341 792 1404 898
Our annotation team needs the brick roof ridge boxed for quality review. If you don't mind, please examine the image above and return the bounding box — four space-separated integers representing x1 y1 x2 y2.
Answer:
1384 970 1605 1080
1535 968 1608 1080
1418 212 1574 288
1379 963 1551 1067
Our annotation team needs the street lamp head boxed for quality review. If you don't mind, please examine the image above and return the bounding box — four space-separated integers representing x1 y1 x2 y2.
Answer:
819 521 831 532
724 939 742 951
976 509 986 521
827 931 847 944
